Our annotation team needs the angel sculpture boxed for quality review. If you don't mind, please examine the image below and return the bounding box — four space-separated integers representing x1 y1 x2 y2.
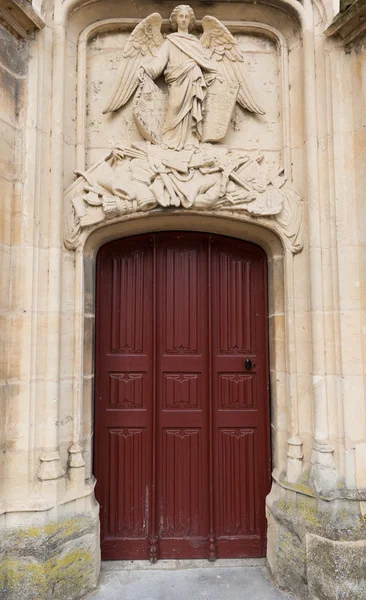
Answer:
103 5 264 151
66 6 303 251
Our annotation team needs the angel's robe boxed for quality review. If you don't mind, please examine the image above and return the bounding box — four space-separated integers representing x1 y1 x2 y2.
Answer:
142 33 218 150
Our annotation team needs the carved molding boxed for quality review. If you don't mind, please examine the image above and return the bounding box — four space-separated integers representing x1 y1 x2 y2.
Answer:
325 0 366 45
0 0 45 37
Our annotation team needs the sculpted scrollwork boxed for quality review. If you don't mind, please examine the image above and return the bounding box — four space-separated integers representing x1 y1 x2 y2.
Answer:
64 5 304 253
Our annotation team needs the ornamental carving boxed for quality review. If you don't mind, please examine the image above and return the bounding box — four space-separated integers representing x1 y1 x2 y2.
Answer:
64 5 304 253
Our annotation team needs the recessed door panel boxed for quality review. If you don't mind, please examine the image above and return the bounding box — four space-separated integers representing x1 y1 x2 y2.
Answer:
211 238 269 557
95 233 270 561
108 428 147 537
95 237 153 560
156 236 209 558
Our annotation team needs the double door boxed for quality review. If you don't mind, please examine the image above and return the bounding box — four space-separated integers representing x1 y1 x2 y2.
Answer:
95 232 270 561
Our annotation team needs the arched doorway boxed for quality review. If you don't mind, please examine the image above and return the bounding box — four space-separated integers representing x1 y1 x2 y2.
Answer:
94 232 270 561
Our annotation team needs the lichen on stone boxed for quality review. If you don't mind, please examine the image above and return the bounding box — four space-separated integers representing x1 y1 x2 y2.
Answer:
0 515 100 600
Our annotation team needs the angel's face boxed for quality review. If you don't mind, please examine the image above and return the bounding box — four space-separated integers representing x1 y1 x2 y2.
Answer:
175 8 191 33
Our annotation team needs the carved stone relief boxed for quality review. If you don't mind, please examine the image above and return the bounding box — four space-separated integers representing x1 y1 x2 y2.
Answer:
64 5 304 253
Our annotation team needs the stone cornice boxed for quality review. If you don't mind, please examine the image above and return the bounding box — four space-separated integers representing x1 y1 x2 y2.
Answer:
325 0 366 45
0 0 45 38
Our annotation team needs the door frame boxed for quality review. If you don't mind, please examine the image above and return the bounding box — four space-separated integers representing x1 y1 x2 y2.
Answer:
78 213 300 561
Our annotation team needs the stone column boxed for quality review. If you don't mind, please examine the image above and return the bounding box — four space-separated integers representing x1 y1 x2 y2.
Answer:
302 6 337 492
37 18 66 482
68 249 86 481
285 253 304 482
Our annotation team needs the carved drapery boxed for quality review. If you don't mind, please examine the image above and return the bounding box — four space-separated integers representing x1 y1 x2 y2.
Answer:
65 14 304 254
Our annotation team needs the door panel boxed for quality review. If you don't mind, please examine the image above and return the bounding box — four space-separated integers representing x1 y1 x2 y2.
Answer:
95 233 270 561
160 428 201 537
95 237 154 559
217 428 257 535
156 236 209 557
108 428 147 536
211 238 269 557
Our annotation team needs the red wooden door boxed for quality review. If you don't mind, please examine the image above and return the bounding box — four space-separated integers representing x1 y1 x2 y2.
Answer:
95 232 270 561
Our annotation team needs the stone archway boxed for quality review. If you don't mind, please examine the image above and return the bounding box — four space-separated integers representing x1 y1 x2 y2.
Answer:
81 214 291 497
73 209 308 590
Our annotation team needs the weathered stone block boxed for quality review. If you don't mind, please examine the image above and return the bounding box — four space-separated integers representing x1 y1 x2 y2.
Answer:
267 501 308 598
0 515 100 600
307 534 366 600
0 118 16 181
267 483 366 599
0 25 28 76
0 68 17 127
0 178 13 245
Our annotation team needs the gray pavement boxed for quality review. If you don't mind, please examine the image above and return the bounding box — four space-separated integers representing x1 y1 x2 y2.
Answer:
86 559 293 600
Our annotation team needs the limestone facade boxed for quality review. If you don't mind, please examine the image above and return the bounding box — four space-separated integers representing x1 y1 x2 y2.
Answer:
0 0 365 598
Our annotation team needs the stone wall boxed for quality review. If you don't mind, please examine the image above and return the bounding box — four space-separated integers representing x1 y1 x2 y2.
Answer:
265 24 366 600
0 22 28 515
350 39 366 502
0 7 100 600
342 31 366 504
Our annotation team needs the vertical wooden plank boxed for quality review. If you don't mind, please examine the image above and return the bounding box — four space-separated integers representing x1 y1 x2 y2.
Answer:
156 233 209 559
95 236 153 560
149 235 158 562
208 236 216 561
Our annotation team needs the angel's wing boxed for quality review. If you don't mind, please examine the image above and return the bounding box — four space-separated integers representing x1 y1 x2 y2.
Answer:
102 13 164 114
201 16 265 115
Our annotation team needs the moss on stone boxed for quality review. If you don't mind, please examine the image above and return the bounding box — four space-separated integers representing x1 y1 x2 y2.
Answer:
267 512 307 597
0 515 99 600
2 549 94 600
297 498 322 528
268 485 366 599
274 493 366 541
13 515 92 543
277 496 321 529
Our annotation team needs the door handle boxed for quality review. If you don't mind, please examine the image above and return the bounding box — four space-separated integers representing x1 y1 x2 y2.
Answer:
245 358 252 370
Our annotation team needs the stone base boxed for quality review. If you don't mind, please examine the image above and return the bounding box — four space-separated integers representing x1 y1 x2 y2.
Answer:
2 481 366 600
266 482 366 599
307 534 366 599
0 508 100 600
